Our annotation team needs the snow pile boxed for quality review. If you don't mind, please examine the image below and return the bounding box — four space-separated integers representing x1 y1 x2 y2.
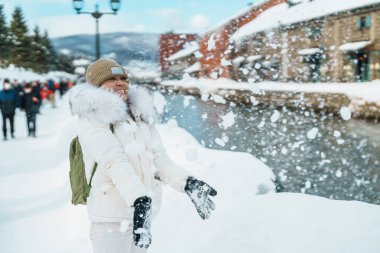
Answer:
0 65 77 82
232 0 380 41
152 192 380 253
0 65 44 82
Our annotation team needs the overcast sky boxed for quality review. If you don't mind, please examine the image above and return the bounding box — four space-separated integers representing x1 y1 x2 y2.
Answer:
1 0 257 38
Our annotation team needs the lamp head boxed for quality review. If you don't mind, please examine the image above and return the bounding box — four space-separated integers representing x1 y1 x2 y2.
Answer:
73 0 83 13
110 0 121 13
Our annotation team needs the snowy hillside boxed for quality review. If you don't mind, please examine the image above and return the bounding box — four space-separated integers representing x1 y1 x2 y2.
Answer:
52 32 160 65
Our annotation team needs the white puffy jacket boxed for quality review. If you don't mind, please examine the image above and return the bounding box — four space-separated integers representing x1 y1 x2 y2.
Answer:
69 83 191 222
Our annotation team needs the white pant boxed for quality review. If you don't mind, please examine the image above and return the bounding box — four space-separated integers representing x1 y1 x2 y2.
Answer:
90 222 148 253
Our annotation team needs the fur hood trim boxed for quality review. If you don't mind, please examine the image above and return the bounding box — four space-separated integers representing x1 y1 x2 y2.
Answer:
69 83 157 124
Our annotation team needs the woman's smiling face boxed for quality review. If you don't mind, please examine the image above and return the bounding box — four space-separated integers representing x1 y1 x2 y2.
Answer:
101 75 129 101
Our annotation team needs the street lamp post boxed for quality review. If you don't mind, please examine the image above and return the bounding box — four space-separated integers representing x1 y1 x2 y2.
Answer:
72 0 121 60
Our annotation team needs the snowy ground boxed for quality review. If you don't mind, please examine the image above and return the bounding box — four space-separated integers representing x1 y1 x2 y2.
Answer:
0 93 379 253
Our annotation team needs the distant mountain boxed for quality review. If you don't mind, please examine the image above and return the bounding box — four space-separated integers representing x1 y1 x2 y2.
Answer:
52 32 160 65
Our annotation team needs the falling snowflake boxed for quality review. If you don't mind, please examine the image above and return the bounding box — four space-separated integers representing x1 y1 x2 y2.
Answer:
210 72 218 79
339 107 351 120
270 110 281 123
333 130 341 138
221 58 232 66
307 127 319 139
215 138 225 147
250 96 259 106
153 92 166 114
211 94 226 104
220 111 235 129
194 51 203 58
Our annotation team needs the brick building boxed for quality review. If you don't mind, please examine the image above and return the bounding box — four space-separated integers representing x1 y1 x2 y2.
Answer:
159 33 197 77
231 0 380 82
198 0 287 79
166 41 201 78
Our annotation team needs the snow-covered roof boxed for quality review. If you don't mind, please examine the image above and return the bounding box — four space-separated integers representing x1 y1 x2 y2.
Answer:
232 0 380 41
184 62 201 73
199 0 268 36
168 42 199 62
247 55 263 62
338 41 372 51
232 56 246 65
298 48 321 55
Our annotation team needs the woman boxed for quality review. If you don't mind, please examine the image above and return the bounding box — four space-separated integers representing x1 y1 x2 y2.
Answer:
69 59 217 253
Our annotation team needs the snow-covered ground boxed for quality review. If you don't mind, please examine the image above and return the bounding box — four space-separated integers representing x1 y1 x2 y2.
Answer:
0 91 379 253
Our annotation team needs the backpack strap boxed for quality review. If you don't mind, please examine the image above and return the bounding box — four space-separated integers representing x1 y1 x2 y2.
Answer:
88 163 98 187
87 124 115 191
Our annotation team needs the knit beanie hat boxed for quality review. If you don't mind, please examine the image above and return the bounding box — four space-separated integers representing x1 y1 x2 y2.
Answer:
85 58 128 86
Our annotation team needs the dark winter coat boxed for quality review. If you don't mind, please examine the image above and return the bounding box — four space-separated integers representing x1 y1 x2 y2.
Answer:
13 84 23 108
0 89 17 114
21 91 41 114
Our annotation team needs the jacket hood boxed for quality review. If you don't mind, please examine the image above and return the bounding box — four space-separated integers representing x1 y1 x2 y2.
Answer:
69 83 157 124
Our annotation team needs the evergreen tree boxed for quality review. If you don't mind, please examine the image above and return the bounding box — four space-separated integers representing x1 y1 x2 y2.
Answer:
41 30 58 71
9 6 31 68
56 53 75 74
31 25 49 73
0 5 10 66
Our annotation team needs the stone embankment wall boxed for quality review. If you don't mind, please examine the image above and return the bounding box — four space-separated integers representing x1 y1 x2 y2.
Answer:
151 83 380 120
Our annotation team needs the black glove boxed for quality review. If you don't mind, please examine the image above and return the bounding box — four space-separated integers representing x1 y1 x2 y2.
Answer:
185 177 217 220
133 196 152 248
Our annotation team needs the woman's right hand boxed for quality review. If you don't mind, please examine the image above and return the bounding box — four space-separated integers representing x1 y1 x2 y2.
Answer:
133 196 152 248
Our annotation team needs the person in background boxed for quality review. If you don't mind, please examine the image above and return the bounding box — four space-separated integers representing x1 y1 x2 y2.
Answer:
12 78 23 108
47 79 56 108
39 81 49 102
59 78 67 98
69 58 217 253
0 78 17 141
31 81 42 112
21 82 41 137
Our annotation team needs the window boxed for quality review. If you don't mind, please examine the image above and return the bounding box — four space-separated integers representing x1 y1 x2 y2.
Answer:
305 26 322 39
357 15 371 30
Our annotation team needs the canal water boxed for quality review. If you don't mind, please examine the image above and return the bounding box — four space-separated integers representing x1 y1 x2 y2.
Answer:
155 89 380 205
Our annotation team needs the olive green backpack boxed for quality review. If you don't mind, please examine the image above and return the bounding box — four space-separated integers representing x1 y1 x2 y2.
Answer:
69 125 113 205
69 137 97 205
